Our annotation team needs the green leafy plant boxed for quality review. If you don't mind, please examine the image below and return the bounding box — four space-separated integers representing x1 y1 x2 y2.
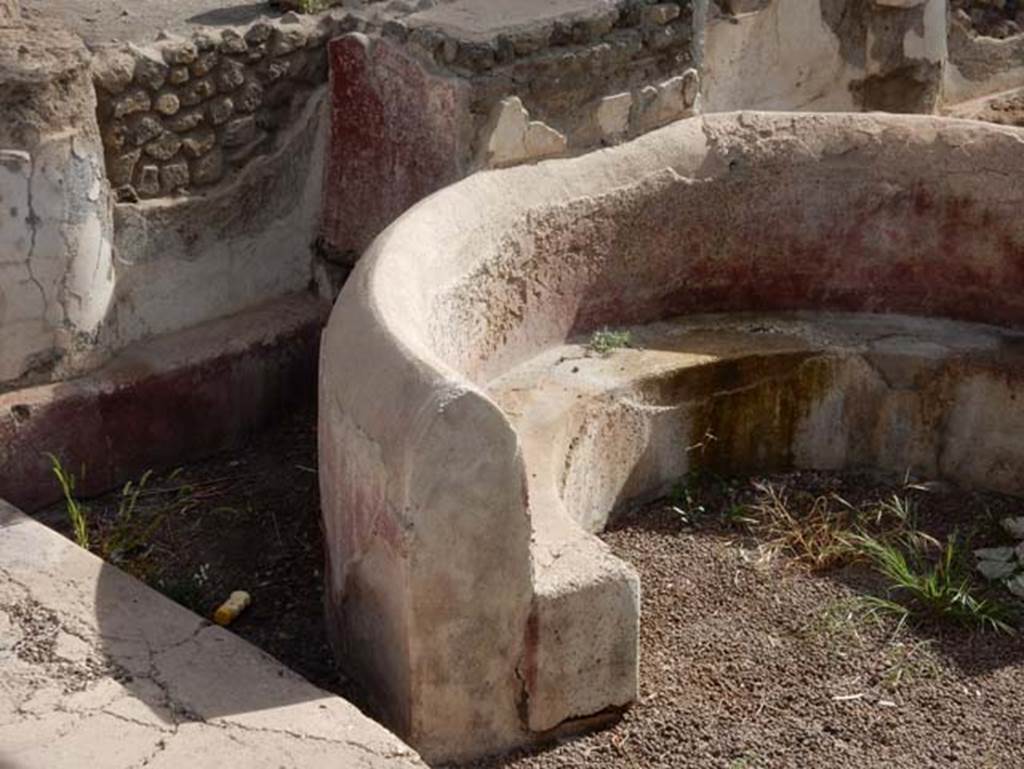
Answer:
47 453 89 549
587 327 633 356
854 532 1016 634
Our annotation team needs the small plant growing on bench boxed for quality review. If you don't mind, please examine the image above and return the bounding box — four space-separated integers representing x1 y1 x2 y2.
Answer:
587 327 633 356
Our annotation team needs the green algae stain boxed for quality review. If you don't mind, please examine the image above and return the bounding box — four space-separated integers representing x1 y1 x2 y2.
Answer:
684 354 838 477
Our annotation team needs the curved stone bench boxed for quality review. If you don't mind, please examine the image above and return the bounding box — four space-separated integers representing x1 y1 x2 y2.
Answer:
319 111 1024 762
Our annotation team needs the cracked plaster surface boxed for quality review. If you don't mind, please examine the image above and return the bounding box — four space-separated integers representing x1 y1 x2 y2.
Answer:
0 501 425 769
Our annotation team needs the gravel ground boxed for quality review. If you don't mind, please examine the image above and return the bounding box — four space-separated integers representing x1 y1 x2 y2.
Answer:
470 472 1024 769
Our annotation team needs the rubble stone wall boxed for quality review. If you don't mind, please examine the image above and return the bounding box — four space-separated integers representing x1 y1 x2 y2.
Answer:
92 13 342 200
322 0 702 260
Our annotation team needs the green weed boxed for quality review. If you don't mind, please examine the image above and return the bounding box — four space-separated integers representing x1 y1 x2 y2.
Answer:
854 533 1017 634
587 327 633 356
47 454 89 550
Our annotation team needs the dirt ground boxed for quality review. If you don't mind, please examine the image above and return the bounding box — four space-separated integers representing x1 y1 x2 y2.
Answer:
35 403 365 705
37 410 1024 769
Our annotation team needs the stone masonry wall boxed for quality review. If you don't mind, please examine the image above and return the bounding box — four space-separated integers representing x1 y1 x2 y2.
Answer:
322 0 702 260
92 13 342 201
397 0 700 152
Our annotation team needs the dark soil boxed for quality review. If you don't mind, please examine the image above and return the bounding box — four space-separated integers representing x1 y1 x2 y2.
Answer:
37 411 1024 769
953 0 1024 38
36 403 366 706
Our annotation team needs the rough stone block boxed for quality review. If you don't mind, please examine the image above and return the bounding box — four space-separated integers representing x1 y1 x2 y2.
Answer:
107 148 141 187
270 27 308 56
245 22 273 45
165 109 204 132
159 158 189 192
190 147 224 185
162 41 198 66
168 65 190 85
222 115 256 147
180 77 216 107
180 128 216 158
595 91 632 136
234 81 264 113
219 29 248 54
190 51 219 77
129 115 164 146
477 96 567 167
133 54 169 91
154 92 181 116
93 48 136 95
215 58 247 92
112 89 151 119
143 132 182 161
136 164 160 196
207 95 235 125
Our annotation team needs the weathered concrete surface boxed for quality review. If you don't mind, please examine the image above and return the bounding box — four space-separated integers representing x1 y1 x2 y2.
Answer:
319 111 1024 762
1 292 327 513
0 501 425 769
402 0 621 42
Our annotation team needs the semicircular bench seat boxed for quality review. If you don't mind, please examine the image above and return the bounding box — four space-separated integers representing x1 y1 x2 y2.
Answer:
318 111 1024 763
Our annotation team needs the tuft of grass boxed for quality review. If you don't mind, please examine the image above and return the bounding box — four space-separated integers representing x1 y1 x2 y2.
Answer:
853 532 1017 634
47 460 193 565
47 454 89 550
587 327 633 356
748 481 859 571
879 639 941 690
105 470 175 563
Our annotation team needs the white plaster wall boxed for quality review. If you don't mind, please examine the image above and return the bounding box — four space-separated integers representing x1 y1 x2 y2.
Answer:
900 0 947 66
0 140 114 384
702 0 947 113
0 151 48 382
701 0 858 112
